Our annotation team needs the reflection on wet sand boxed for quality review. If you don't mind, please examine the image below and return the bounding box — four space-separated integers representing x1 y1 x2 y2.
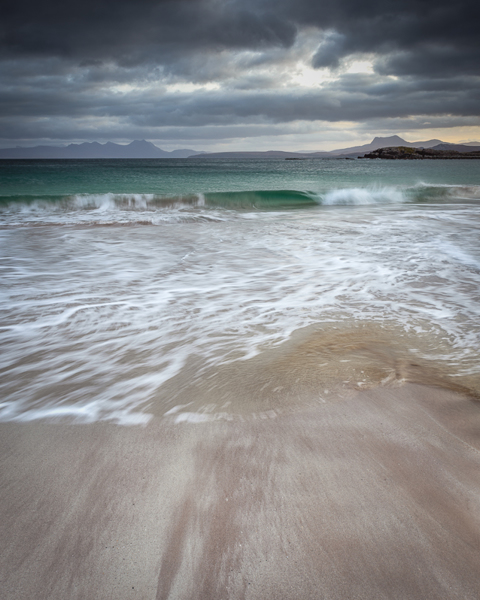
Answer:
153 324 480 422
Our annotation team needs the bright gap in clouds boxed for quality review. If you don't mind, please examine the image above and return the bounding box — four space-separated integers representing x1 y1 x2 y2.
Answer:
279 58 376 89
345 60 375 74
290 64 333 88
166 82 221 93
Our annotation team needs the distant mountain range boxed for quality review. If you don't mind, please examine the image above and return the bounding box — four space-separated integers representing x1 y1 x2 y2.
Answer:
199 136 480 159
0 136 479 159
0 139 203 159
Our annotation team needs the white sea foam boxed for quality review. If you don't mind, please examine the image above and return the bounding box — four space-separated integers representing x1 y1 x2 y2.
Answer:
1 200 480 424
322 186 406 205
437 240 480 270
173 412 213 424
0 192 211 226
2 183 480 227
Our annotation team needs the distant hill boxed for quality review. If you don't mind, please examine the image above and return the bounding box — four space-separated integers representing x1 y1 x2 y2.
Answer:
0 140 203 159
431 143 480 153
328 135 444 157
197 136 451 159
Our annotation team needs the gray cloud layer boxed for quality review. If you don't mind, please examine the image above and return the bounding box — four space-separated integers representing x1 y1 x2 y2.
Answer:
1 0 479 146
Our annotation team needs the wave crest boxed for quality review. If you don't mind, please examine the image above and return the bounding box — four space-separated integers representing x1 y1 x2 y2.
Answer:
322 187 405 205
1 184 479 226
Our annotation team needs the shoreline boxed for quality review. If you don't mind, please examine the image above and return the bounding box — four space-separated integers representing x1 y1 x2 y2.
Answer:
1 383 480 599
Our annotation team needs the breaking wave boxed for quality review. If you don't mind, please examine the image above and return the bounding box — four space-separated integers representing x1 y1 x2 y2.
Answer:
0 184 479 225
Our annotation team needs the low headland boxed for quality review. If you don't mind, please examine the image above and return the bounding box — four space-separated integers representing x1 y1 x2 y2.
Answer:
361 146 480 159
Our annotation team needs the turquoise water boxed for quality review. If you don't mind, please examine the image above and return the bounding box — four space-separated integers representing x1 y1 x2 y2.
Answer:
1 158 480 423
1 158 480 206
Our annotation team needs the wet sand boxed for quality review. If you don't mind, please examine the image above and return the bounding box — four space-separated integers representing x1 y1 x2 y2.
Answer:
1 383 480 599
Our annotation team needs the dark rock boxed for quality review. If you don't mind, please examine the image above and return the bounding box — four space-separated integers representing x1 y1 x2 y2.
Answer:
361 146 480 160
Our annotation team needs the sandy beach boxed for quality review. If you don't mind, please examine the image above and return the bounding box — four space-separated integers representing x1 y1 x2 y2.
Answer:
2 1 480 594
2 174 480 598
1 382 479 600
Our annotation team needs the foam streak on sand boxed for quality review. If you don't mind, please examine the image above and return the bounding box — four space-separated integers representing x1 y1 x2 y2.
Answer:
1 384 480 599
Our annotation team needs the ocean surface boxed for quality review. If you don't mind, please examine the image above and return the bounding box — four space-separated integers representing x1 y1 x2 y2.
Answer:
1 158 480 424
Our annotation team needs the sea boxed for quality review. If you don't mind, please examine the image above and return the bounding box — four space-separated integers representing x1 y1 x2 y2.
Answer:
1 157 480 424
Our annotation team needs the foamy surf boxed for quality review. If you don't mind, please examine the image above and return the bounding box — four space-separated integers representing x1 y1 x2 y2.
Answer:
1 194 480 424
322 186 405 205
1 158 480 423
1 184 479 226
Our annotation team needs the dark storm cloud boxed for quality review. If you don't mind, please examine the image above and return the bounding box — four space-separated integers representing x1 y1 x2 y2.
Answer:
0 0 479 145
133 80 480 126
0 0 296 66
2 72 479 127
1 0 478 76
304 1 480 77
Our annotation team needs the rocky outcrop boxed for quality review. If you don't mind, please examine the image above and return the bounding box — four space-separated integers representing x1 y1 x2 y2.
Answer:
360 146 480 159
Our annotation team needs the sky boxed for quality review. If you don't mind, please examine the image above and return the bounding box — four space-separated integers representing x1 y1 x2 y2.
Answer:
1 0 479 151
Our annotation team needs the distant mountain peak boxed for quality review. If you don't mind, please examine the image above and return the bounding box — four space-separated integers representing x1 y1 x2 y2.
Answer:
371 135 406 143
329 135 448 156
128 139 154 147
